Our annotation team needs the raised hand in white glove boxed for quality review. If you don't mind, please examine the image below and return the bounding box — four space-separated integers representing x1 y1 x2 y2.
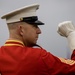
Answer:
57 21 75 37
57 21 75 51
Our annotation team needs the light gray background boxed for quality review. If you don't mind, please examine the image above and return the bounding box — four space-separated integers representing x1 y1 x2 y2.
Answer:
0 0 75 58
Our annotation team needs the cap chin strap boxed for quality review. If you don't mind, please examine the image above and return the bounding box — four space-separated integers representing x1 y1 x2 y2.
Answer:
27 44 43 49
33 44 43 49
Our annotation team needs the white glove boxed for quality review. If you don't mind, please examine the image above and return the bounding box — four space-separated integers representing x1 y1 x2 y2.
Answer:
57 21 75 37
57 21 75 51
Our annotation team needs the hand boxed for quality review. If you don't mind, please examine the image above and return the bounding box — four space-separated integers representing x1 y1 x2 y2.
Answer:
57 21 75 51
57 21 75 37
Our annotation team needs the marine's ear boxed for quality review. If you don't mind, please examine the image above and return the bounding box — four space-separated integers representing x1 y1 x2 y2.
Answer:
17 24 24 36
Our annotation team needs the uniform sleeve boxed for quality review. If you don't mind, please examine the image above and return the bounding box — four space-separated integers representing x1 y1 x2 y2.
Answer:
71 50 75 60
39 49 75 75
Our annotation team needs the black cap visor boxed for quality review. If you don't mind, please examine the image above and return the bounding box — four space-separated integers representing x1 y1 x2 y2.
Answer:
20 16 44 25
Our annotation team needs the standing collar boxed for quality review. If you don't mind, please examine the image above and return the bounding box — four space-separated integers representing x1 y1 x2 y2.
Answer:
4 39 24 47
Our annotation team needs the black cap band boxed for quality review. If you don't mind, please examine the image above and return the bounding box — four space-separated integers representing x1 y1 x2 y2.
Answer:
20 16 44 25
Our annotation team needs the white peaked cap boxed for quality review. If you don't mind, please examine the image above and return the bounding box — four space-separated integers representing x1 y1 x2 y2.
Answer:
1 4 40 23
